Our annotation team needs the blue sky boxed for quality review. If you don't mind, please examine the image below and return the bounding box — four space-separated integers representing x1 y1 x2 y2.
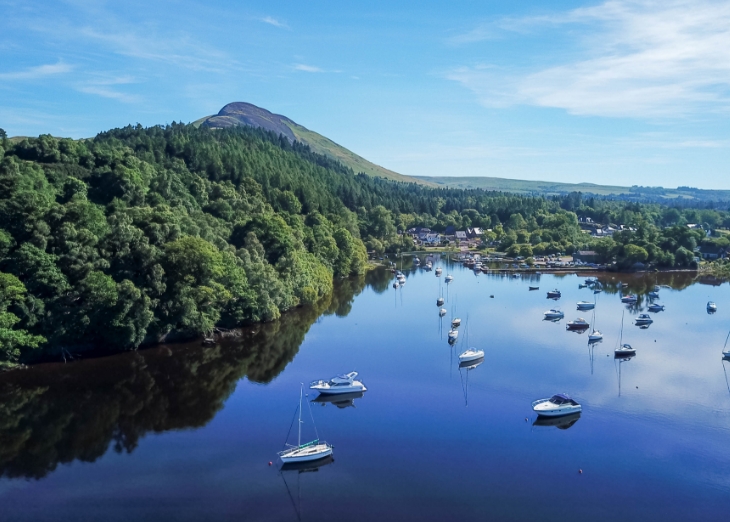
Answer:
2 0 730 189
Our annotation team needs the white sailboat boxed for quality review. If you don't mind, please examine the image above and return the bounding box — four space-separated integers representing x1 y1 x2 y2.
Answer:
614 309 636 357
459 316 484 363
278 384 333 464
723 329 730 358
588 306 603 343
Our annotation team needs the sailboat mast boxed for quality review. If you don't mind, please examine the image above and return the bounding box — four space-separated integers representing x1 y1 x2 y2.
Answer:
620 309 624 346
298 384 303 447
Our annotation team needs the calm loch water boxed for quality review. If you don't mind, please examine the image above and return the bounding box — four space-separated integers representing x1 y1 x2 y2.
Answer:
1 260 729 521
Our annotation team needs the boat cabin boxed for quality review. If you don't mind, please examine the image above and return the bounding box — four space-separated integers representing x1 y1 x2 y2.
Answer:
549 394 579 406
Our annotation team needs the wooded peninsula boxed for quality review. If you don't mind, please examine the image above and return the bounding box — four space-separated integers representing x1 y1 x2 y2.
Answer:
0 124 728 365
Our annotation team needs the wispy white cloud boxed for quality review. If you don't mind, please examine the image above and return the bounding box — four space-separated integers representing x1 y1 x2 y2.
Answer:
0 61 73 80
293 63 325 73
261 16 288 29
74 74 140 103
447 0 730 119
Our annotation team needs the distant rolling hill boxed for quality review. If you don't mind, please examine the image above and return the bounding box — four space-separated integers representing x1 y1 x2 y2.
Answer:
195 102 434 186
417 176 730 203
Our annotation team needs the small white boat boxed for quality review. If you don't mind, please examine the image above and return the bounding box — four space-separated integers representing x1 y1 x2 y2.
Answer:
588 330 603 342
547 289 561 299
279 385 333 464
439 308 447 317
576 301 595 310
473 262 483 271
435 267 443 276
532 394 582 417
634 314 653 326
648 291 659 299
310 371 367 395
425 262 432 270
621 294 637 303
614 309 636 357
567 318 590 330
615 344 636 356
437 297 445 306
392 282 399 289
458 317 484 363
647 303 665 312
448 328 459 340
544 309 564 320
588 306 602 342
445 274 454 283
459 347 484 363
451 318 461 327
708 301 718 313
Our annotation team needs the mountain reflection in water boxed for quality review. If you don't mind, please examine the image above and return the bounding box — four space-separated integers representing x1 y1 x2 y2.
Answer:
0 274 367 480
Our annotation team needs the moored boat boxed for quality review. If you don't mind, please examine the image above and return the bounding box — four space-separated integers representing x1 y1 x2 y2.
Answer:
547 289 561 299
532 394 582 417
634 314 653 326
544 309 564 320
567 318 589 330
576 301 595 310
310 371 367 395
278 385 333 464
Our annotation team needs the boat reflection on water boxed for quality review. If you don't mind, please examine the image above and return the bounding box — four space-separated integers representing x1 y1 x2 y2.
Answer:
615 354 634 397
280 454 335 520
311 391 365 409
532 412 581 430
459 356 484 406
280 454 334 473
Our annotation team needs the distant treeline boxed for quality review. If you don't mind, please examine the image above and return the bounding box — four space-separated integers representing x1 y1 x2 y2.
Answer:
0 124 728 364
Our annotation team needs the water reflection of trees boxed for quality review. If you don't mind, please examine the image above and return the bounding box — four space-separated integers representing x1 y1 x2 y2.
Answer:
0 275 366 480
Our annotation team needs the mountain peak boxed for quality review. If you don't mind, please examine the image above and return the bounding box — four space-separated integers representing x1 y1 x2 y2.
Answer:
197 102 434 186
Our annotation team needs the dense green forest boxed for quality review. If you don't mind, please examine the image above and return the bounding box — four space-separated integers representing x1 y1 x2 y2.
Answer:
0 124 728 365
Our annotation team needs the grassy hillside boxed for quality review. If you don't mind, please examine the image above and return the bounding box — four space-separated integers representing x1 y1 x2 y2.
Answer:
418 176 730 202
284 120 430 185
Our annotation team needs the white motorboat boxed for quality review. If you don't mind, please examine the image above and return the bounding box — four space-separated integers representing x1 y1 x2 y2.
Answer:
473 262 482 271
544 309 564 320
634 314 653 326
425 262 432 270
648 291 659 299
448 328 459 341
445 274 454 283
439 308 447 317
532 394 582 417
614 310 636 357
310 371 367 395
437 297 445 307
547 289 561 299
392 282 399 289
621 294 637 303
435 267 443 276
278 385 333 464
566 318 589 330
576 301 595 310
451 318 461 327
648 303 665 312
708 301 718 313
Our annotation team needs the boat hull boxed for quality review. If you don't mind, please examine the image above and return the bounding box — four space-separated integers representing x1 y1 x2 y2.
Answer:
310 383 367 395
279 443 333 463
458 350 484 363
